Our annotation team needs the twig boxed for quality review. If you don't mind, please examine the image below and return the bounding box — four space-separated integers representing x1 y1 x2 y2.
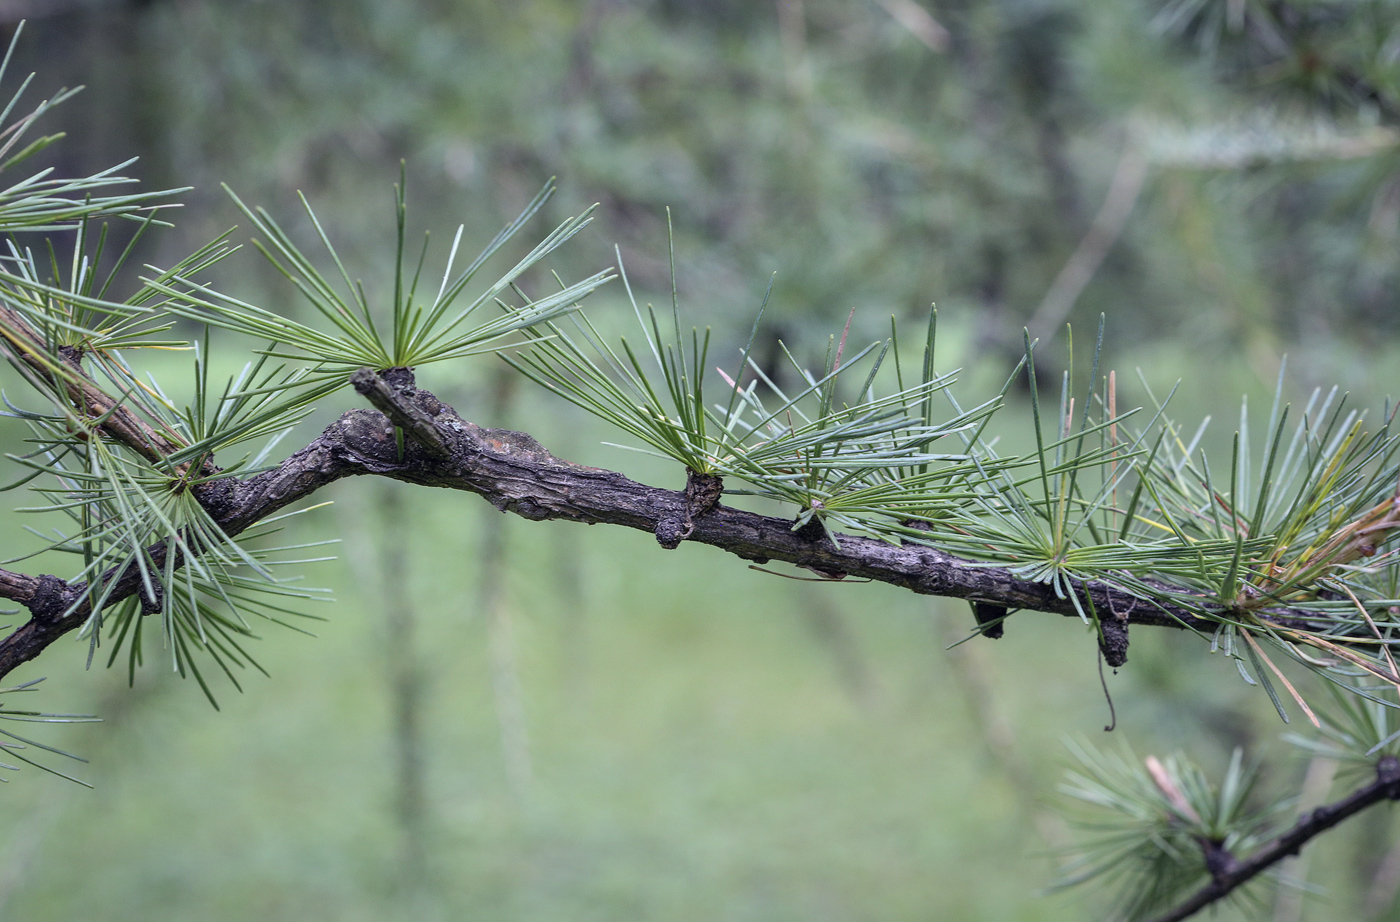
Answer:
1028 138 1149 339
350 367 451 460
873 0 949 52
0 567 38 604
0 308 192 466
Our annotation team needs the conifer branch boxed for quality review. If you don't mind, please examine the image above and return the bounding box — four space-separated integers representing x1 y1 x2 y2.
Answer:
0 369 1366 685
0 305 190 465
1146 756 1400 922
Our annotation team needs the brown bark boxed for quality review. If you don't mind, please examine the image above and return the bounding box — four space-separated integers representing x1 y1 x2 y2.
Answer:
0 367 1353 685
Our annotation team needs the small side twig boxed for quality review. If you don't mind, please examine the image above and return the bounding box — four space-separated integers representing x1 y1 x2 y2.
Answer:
0 310 193 467
350 367 451 461
0 567 39 606
1028 139 1148 339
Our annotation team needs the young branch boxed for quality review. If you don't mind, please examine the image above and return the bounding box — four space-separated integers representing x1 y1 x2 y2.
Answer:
1146 756 1400 922
0 308 192 465
0 369 1361 684
350 367 451 460
0 566 39 605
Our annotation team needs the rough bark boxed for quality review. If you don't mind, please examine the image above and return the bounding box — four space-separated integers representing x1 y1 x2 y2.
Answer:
0 368 1351 684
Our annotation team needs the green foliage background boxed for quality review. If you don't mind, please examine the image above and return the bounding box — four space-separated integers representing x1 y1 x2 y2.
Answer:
2 1 1400 919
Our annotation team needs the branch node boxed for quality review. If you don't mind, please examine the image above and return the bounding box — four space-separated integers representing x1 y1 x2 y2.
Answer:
791 516 848 579
685 469 723 518
1200 838 1235 880
654 514 689 549
1098 616 1129 668
350 367 451 461
794 516 827 544
1379 755 1400 796
655 469 724 549
28 574 69 625
971 601 1007 639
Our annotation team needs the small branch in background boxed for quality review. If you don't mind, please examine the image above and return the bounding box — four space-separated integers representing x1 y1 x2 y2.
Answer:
873 0 949 53
1148 756 1400 922
1271 755 1338 922
1028 138 1149 340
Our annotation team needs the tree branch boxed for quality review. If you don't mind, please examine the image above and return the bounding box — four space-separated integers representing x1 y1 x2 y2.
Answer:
0 567 39 605
0 309 198 468
0 368 1362 684
350 366 450 460
1147 756 1400 922
1027 138 1148 340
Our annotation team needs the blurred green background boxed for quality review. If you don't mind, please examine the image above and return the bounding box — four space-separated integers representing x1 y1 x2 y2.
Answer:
2 1 1400 919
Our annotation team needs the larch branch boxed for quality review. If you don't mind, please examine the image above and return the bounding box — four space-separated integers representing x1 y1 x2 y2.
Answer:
0 368 1364 684
1147 756 1400 922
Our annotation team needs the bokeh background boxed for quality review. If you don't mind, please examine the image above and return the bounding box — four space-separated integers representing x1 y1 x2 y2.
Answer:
1 1 1399 919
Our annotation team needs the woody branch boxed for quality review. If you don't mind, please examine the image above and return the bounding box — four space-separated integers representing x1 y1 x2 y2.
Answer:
0 367 1371 685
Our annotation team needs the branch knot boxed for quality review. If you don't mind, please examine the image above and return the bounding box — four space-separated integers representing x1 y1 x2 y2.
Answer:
350 367 451 461
1098 615 1129 668
28 574 69 625
655 469 724 549
1379 755 1400 797
1200 838 1235 880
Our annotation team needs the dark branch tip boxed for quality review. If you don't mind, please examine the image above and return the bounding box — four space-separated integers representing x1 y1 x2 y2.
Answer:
1098 616 1129 668
793 516 827 544
971 601 1007 639
349 367 377 395
655 513 692 549
1201 839 1235 880
683 469 723 518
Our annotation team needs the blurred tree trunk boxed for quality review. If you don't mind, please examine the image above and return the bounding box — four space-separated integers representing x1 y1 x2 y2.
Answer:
0 674 161 915
374 483 429 890
800 587 879 711
479 364 534 804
